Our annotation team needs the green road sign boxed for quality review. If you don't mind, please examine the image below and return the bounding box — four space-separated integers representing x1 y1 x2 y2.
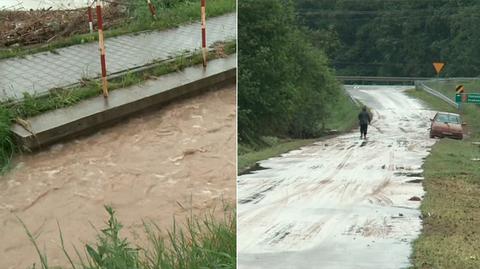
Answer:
456 93 480 104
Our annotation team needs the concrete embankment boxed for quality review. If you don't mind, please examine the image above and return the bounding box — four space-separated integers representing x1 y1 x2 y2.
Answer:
12 55 236 150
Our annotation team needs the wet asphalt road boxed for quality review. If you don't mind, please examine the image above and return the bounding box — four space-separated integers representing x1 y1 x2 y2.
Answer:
237 85 436 269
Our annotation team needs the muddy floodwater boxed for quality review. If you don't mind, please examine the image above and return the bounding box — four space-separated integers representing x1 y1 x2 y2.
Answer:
238 85 436 269
0 85 236 269
2 0 86 10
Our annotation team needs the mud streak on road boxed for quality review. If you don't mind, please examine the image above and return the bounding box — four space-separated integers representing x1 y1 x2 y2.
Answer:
238 85 436 269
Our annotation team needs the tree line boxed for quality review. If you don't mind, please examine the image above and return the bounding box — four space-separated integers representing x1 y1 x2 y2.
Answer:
297 0 480 77
238 0 341 143
238 0 480 143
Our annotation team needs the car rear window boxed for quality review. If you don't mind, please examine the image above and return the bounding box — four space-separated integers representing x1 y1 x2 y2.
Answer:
436 114 460 124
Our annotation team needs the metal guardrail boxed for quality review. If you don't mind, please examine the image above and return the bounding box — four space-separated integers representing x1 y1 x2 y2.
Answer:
415 81 459 108
339 76 478 109
337 76 430 84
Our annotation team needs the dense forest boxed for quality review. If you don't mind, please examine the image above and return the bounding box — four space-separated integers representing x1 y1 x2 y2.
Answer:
239 0 480 143
238 0 345 143
297 0 480 77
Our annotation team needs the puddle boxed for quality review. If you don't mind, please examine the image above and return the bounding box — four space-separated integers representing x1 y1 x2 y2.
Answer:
239 162 269 176
394 172 423 177
406 179 423 183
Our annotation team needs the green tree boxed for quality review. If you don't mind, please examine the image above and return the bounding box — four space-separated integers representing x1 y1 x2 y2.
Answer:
239 0 341 142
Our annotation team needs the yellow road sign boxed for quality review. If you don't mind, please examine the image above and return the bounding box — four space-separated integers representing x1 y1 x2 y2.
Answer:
433 62 445 75
456 85 465 94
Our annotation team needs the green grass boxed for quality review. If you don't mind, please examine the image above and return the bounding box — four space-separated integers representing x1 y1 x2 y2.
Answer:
406 88 480 269
0 107 14 174
423 78 480 102
238 137 316 174
0 40 236 173
238 91 359 174
407 88 458 113
324 91 360 132
0 0 235 60
19 205 235 269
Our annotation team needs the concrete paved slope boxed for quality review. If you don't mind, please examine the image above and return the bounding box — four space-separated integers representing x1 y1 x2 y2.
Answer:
0 13 235 101
238 85 436 269
12 55 235 150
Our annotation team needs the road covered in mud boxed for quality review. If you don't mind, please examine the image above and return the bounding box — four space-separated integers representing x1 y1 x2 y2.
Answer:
238 85 436 269
0 85 236 269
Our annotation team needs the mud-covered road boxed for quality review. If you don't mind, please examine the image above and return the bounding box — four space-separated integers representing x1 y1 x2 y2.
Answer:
238 86 436 269
0 84 236 269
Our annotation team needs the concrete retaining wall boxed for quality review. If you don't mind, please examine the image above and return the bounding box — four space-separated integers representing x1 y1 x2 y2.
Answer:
12 55 236 150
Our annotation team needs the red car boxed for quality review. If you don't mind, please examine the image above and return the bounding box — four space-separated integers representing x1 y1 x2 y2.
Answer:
429 112 465 140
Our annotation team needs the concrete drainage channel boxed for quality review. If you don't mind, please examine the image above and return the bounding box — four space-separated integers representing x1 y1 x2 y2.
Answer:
12 55 236 150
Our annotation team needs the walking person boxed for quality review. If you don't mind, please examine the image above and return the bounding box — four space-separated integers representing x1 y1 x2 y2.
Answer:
358 106 371 139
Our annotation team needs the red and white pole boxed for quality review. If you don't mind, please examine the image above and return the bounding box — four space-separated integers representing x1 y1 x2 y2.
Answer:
87 2 94 33
147 0 157 19
96 0 108 97
201 0 207 67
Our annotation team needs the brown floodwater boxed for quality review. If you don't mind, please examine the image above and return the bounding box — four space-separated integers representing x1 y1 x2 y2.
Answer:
0 84 236 269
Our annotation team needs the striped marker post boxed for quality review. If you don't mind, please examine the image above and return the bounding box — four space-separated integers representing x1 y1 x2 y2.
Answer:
87 2 94 33
147 0 157 19
96 0 108 97
201 0 207 67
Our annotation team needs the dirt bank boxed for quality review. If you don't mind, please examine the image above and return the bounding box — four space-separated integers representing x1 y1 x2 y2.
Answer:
0 84 236 269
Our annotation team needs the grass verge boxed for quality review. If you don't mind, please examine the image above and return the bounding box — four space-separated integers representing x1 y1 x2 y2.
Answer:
0 0 235 60
238 137 316 174
406 88 480 269
422 78 480 102
0 40 236 173
19 205 235 269
238 91 359 174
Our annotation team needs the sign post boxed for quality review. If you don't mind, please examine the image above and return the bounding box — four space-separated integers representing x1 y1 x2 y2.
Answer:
455 85 465 94
455 85 465 111
147 0 157 19
87 1 94 33
201 0 207 67
96 0 108 97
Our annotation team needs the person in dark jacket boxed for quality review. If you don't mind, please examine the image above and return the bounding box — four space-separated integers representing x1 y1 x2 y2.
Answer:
358 106 371 139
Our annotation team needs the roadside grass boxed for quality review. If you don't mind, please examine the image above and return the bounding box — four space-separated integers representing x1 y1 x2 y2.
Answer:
0 0 235 60
324 91 359 132
406 88 480 269
423 79 480 102
0 107 14 174
0 40 236 173
238 91 359 174
238 137 316 174
407 88 457 113
19 205 236 269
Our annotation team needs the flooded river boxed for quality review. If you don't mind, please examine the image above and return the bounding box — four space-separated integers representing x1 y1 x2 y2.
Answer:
0 84 236 269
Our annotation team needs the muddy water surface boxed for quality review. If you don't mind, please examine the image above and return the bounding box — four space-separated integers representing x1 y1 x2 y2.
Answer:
0 85 236 269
